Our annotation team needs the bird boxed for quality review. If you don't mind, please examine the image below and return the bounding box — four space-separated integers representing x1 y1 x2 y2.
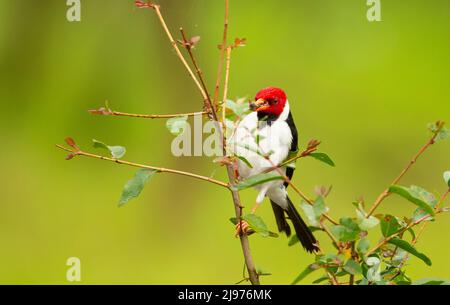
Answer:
228 86 319 253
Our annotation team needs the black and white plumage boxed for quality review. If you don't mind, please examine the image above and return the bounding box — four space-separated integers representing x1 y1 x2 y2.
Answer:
229 87 318 253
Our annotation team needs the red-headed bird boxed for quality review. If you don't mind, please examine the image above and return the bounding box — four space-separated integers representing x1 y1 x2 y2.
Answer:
229 87 319 253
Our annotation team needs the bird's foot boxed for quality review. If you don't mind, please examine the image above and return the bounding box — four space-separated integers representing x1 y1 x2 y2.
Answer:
235 220 250 237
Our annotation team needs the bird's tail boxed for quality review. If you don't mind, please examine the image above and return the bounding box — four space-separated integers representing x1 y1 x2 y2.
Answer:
285 196 319 253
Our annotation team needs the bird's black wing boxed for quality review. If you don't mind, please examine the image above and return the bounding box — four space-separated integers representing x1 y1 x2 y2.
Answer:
284 111 298 188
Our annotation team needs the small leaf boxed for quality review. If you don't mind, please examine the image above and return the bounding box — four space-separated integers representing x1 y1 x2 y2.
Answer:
118 169 157 206
241 214 276 237
166 116 188 136
356 209 380 231
388 185 435 216
428 121 449 142
357 238 370 254
444 171 450 187
388 238 432 266
292 264 319 284
413 278 450 285
380 215 402 237
65 137 77 148
226 99 249 117
93 139 126 159
308 152 335 167
312 276 329 284
229 217 238 225
343 259 362 275
300 197 329 227
230 172 284 191
236 155 253 168
331 218 361 242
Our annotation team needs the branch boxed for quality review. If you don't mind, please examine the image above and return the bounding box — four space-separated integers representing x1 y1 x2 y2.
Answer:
366 121 446 217
212 0 229 110
89 105 208 119
179 28 215 118
221 46 232 127
55 142 229 189
137 2 212 115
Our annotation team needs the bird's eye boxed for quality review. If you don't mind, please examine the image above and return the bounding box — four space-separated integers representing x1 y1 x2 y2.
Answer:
269 98 278 105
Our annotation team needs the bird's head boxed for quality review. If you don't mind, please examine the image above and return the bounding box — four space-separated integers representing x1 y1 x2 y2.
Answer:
250 87 287 116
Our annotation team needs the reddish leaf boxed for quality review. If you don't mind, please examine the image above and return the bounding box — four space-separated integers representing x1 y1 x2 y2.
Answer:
65 137 77 148
135 1 155 9
189 36 201 47
65 153 75 160
88 107 112 116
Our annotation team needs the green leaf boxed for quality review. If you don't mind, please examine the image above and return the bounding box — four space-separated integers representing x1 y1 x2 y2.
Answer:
409 185 438 206
236 155 253 168
413 278 450 285
226 99 249 117
300 197 328 227
308 152 335 167
288 227 322 247
312 276 329 284
118 169 157 206
357 238 370 254
380 215 402 237
288 235 299 247
388 238 432 266
388 185 435 216
230 172 284 191
428 122 449 142
292 264 319 284
444 171 450 187
166 116 188 136
92 139 126 159
343 259 362 275
242 214 269 237
356 209 380 231
331 217 361 242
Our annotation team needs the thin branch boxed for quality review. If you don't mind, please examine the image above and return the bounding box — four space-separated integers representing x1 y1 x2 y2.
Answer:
55 144 229 189
366 121 446 217
147 4 212 115
90 108 208 119
179 27 215 117
212 0 230 110
222 46 232 128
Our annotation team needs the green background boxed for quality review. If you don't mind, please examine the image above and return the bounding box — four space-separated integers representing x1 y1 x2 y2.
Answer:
0 0 448 284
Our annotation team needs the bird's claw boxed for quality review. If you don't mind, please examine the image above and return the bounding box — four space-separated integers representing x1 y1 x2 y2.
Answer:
235 220 250 237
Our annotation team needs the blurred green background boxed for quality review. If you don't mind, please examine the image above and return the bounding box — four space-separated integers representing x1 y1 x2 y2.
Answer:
0 0 449 284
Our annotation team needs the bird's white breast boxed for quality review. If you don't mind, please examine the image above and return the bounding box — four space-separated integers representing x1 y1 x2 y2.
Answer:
228 102 293 179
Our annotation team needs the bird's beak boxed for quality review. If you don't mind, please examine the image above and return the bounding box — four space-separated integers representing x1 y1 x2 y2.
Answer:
249 98 270 112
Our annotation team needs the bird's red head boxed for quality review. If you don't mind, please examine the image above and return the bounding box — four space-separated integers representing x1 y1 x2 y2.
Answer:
251 87 287 116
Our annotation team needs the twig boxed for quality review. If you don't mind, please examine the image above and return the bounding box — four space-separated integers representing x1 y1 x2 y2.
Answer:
56 144 229 189
212 0 229 110
148 4 213 115
222 46 232 128
366 121 445 217
91 109 208 119
179 27 214 117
